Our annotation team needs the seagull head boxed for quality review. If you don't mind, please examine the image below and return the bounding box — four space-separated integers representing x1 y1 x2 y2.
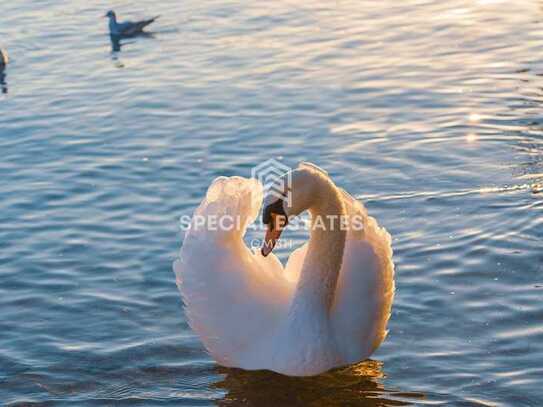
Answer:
104 10 116 19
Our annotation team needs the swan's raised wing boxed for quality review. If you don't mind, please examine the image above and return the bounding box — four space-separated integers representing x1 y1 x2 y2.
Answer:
332 190 395 363
173 177 291 367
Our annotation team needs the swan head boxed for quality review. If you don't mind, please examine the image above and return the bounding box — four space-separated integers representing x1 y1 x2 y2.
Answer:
261 163 331 256
261 193 289 256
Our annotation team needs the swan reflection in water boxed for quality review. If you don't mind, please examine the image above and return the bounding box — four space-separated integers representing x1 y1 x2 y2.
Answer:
212 360 425 406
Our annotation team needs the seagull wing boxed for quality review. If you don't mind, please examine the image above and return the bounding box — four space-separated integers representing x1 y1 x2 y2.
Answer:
120 16 159 36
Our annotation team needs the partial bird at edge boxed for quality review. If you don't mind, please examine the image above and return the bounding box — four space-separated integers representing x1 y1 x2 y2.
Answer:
0 49 8 71
0 49 8 94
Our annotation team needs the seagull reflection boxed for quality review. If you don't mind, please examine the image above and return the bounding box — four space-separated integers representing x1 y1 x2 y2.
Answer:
109 35 130 68
109 33 154 68
110 34 122 53
212 360 425 406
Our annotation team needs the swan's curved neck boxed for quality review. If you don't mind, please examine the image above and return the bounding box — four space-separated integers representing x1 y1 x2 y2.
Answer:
290 179 346 316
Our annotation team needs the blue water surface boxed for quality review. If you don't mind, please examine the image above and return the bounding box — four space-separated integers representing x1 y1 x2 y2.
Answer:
1 0 542 405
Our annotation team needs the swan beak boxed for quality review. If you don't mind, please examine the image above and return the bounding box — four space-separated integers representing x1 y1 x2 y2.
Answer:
261 224 283 257
261 213 288 257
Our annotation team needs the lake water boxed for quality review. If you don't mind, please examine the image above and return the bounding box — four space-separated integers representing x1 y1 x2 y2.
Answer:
1 0 542 405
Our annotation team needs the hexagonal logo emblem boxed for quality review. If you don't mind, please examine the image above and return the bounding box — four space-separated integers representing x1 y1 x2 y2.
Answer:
251 158 292 207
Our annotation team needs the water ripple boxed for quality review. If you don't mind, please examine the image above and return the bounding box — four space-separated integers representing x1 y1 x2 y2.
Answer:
2 0 543 405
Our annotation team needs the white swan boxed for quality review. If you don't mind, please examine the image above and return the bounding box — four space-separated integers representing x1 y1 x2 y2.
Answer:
173 162 395 376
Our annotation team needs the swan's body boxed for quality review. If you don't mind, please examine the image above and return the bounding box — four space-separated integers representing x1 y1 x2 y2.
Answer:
174 163 395 376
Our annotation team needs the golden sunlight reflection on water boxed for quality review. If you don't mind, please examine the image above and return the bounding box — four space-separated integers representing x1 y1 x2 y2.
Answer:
213 360 427 406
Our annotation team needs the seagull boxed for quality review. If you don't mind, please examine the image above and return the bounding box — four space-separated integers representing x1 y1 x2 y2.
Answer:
105 10 159 37
0 49 8 71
